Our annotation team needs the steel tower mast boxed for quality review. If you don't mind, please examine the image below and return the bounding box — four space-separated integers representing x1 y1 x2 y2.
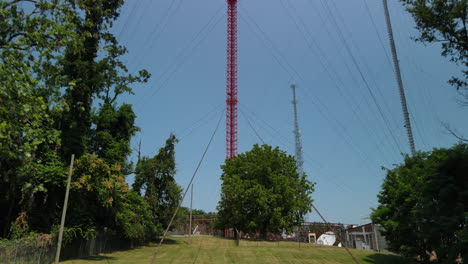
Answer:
226 0 238 159
383 0 416 156
291 84 304 176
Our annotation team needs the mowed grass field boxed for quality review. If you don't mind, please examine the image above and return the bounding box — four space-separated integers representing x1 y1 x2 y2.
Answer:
61 236 407 264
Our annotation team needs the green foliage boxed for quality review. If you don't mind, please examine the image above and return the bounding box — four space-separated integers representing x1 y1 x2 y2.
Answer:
66 153 127 230
400 0 468 95
0 0 71 236
133 134 183 232
50 225 96 244
90 103 138 172
115 190 159 241
216 144 315 234
0 0 169 248
58 0 149 160
372 144 468 263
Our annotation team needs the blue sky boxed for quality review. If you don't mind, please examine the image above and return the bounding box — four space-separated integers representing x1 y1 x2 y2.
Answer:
111 0 468 224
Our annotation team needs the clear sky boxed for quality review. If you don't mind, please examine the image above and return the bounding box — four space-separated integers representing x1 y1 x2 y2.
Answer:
111 0 468 225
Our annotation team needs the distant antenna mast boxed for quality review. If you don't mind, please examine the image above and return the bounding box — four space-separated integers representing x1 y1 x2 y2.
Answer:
383 0 416 156
291 84 304 176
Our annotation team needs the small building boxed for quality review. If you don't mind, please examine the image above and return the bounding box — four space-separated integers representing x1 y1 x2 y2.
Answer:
341 223 388 252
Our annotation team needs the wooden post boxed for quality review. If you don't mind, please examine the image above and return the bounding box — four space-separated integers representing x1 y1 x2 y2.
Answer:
373 223 380 251
189 184 193 242
55 154 75 264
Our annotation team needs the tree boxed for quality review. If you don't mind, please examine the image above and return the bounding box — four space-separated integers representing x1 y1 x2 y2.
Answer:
133 134 183 232
58 0 149 160
215 144 315 236
0 0 150 240
89 103 139 173
400 0 468 98
114 190 158 241
372 144 468 264
0 0 74 237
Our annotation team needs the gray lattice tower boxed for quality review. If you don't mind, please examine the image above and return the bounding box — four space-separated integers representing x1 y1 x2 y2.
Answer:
291 84 304 176
383 0 416 156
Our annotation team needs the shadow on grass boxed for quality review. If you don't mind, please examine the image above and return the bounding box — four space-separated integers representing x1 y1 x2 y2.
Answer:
62 241 154 262
78 255 118 261
363 253 409 264
161 238 180 245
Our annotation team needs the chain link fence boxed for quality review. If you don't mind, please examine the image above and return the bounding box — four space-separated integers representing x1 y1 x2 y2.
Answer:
0 232 138 264
0 234 55 264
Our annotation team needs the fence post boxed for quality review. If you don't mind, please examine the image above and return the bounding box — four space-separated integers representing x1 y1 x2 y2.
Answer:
37 245 42 264
14 240 18 264
55 154 75 264
373 224 380 252
189 184 193 243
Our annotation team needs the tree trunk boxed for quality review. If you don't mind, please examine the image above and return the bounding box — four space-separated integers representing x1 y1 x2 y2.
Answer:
3 181 17 237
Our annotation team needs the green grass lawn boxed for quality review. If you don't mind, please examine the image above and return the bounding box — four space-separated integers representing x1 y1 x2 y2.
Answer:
61 236 407 264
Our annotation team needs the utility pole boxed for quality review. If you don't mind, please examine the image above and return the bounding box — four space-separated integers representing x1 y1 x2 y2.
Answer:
55 154 75 264
189 184 193 241
291 84 304 176
383 0 416 156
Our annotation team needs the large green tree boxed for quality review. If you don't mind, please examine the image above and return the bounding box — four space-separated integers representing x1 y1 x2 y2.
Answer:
400 0 468 97
51 0 150 240
215 144 315 236
58 0 149 160
372 144 468 264
0 0 151 240
133 134 183 234
0 0 75 237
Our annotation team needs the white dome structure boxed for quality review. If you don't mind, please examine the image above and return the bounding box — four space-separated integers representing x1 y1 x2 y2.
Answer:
316 232 336 246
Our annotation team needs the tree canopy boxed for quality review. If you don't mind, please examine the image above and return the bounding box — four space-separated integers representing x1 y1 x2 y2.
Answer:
215 144 315 235
371 144 468 264
0 0 177 245
400 0 468 98
133 134 182 233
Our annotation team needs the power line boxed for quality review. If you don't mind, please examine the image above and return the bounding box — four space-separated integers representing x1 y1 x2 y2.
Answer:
129 0 184 68
244 2 397 166
179 103 225 140
115 0 142 39
305 0 403 148
239 6 306 82
240 104 295 147
360 0 394 71
149 111 223 264
278 0 400 162
326 0 405 131
132 7 225 109
240 110 265 145
311 203 363 264
140 105 224 160
317 0 405 154
240 103 381 181
242 104 378 239
123 0 155 47
241 105 378 209
410 111 429 149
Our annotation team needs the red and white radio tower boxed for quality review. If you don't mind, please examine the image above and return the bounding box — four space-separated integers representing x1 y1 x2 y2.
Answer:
226 0 238 159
